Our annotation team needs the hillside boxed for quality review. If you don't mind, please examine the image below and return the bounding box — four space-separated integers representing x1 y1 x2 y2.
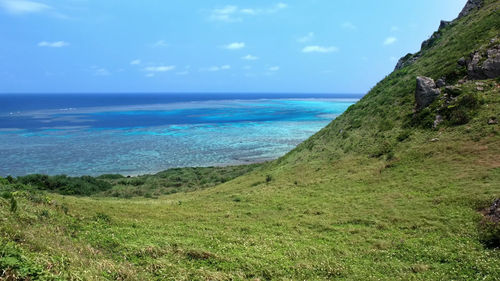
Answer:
1 0 500 280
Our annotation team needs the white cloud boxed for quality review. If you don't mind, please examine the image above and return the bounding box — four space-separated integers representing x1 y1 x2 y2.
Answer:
130 59 141 65
144 66 176 72
269 66 280 71
224 42 245 50
302 45 339 53
204 65 231 72
242 54 259 60
152 40 169 48
268 2 288 13
94 68 110 76
341 22 357 30
383 37 397 45
297 32 314 43
38 41 69 48
390 56 398 62
209 3 287 22
209 5 241 22
240 8 256 15
0 0 50 15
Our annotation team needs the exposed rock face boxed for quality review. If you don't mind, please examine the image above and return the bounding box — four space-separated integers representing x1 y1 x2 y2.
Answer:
458 0 483 19
421 32 441 50
439 20 451 30
395 53 421 71
394 0 484 71
415 76 441 111
467 44 500 79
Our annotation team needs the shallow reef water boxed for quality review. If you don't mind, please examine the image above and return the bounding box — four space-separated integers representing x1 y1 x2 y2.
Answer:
0 94 358 176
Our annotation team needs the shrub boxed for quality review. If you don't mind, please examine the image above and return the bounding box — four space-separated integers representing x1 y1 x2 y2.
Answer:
16 174 112 196
9 197 17 213
266 175 273 183
479 221 500 248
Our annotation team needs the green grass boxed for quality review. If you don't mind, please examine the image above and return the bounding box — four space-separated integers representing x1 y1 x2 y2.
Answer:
1 1 499 280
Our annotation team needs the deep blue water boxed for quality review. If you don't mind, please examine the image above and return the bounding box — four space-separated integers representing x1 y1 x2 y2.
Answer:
0 93 361 176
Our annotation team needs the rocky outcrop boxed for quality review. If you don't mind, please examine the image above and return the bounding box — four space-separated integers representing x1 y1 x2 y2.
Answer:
467 44 500 79
485 199 500 223
395 53 421 71
458 0 483 19
415 76 441 111
421 21 453 50
439 20 451 30
394 0 483 71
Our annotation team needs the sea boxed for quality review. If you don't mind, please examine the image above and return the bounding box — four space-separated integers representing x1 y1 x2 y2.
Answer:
0 93 360 176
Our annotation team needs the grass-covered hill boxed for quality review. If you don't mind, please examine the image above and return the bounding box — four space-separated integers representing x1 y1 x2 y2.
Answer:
1 0 499 280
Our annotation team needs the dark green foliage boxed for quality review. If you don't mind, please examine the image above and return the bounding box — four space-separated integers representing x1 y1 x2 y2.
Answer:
396 130 412 142
479 221 500 248
96 174 125 180
16 174 112 196
0 242 48 280
265 174 273 183
94 212 112 223
9 197 17 213
99 164 260 198
441 92 482 126
6 176 14 184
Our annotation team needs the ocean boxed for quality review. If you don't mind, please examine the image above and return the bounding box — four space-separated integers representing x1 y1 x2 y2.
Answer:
0 93 360 176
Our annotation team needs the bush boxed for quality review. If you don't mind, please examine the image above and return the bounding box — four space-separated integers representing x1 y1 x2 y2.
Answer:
479 221 500 248
16 174 112 196
266 175 273 183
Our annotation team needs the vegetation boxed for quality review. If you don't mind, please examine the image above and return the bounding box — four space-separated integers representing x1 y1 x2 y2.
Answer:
1 1 499 280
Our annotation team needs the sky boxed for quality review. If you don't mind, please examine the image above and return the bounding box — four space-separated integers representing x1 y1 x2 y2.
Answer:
0 0 467 94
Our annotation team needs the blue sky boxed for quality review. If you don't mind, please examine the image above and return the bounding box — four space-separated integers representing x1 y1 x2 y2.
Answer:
0 0 467 94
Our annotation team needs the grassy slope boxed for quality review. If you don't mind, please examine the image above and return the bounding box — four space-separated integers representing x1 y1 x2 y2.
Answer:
1 1 500 280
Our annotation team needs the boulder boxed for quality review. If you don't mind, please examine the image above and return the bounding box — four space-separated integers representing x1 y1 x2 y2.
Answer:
467 44 500 79
458 0 483 19
483 45 500 78
415 76 441 111
485 198 500 223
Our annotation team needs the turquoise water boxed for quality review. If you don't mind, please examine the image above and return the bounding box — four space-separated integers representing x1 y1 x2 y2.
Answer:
0 94 357 176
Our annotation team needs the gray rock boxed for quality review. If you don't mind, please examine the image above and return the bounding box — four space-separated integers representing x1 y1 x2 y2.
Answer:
489 118 498 125
395 53 420 71
467 44 500 79
415 76 441 111
458 57 467 66
483 45 500 78
458 0 483 19
439 20 451 30
434 115 444 128
436 79 446 88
